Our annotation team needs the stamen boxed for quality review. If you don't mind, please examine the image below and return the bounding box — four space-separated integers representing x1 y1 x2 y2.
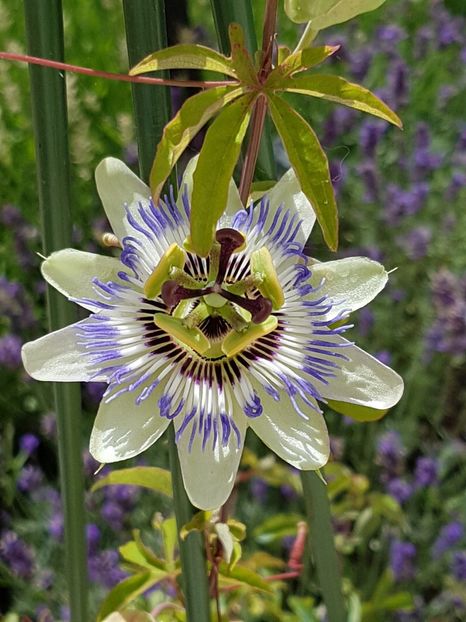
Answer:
221 316 278 358
215 228 246 285
220 289 273 324
250 247 285 310
153 313 210 355
144 243 186 299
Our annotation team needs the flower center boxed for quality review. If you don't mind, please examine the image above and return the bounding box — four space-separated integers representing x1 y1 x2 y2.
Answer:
145 228 284 359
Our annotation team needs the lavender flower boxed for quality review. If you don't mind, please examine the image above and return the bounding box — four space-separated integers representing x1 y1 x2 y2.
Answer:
414 456 438 488
48 512 64 540
0 530 35 579
17 465 44 493
19 433 40 455
360 120 386 158
397 226 432 260
88 549 127 588
433 521 465 559
376 430 405 477
390 539 416 582
452 551 466 581
387 478 412 505
0 334 23 370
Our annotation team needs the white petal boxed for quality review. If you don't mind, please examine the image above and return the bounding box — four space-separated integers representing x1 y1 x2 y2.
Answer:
21 319 107 382
90 388 170 463
177 155 244 227
175 410 247 510
320 336 404 409
249 382 329 470
41 249 125 311
309 257 388 319
95 157 151 240
267 168 316 246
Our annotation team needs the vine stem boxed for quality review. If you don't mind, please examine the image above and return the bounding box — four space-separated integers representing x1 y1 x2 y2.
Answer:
0 51 235 88
238 0 278 205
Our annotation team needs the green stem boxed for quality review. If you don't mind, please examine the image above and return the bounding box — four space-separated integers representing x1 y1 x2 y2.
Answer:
122 0 173 184
23 2 88 621
123 4 211 620
300 471 346 622
210 0 276 181
168 427 212 621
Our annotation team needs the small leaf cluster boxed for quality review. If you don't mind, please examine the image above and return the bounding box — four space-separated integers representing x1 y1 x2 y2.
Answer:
129 23 401 256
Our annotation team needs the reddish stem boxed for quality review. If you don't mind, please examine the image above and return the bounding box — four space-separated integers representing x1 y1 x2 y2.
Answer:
238 0 278 205
0 51 236 88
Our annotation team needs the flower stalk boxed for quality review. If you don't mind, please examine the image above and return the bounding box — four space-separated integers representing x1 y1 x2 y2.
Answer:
23 1 88 620
122 2 211 620
301 471 347 622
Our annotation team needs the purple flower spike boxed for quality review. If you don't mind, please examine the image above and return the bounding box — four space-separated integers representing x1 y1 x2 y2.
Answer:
433 521 465 559
414 456 438 488
19 433 40 455
0 530 35 579
452 551 466 581
390 539 416 582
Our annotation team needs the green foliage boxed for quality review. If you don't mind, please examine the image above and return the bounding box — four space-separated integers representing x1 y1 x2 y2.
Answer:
190 93 255 256
268 93 338 250
149 85 245 203
97 573 163 622
284 0 387 27
91 466 173 497
282 75 402 127
129 43 237 78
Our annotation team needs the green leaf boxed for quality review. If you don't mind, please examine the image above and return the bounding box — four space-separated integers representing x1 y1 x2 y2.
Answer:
228 23 258 85
129 43 237 78
96 573 161 622
161 517 178 571
218 563 272 592
119 540 165 573
215 523 234 564
266 46 340 87
190 93 255 256
253 513 303 544
267 93 338 251
328 399 388 422
283 75 402 127
91 466 172 498
284 0 387 27
149 85 245 202
179 510 212 540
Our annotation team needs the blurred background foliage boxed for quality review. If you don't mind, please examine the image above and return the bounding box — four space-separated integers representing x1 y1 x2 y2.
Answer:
1 0 466 620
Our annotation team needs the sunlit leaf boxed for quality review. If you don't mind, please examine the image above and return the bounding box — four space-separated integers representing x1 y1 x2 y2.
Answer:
190 93 255 256
283 75 402 127
119 539 166 573
96 573 161 622
218 563 273 592
91 466 172 497
328 399 388 421
266 46 340 87
228 23 258 85
129 44 237 78
150 86 246 203
161 517 178 571
284 0 387 28
267 93 338 251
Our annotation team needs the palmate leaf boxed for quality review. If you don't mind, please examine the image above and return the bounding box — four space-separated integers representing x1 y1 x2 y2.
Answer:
190 93 256 256
267 93 338 251
129 43 237 78
149 85 246 202
283 75 402 127
266 45 340 86
284 0 387 27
